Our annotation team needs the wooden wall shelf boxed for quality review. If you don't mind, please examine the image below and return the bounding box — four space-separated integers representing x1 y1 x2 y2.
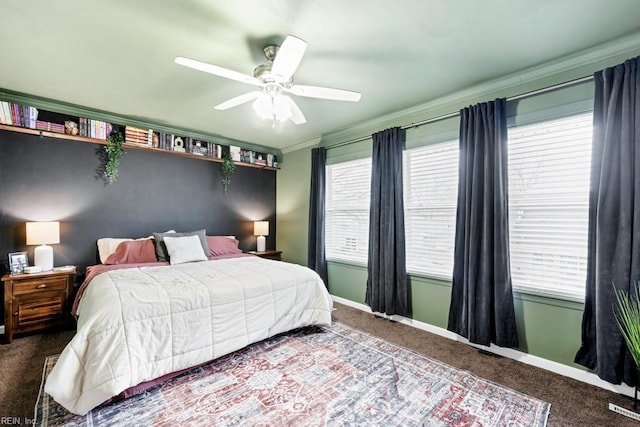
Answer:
0 123 278 171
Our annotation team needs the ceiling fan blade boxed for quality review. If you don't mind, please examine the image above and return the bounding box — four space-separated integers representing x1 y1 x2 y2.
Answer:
283 95 307 124
214 91 262 110
175 56 262 86
287 84 361 102
271 35 307 81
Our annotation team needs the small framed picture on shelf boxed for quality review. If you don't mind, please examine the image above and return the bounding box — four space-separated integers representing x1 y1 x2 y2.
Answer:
8 251 28 274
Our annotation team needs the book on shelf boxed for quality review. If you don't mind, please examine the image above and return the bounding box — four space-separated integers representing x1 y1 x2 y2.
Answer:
125 126 152 147
35 120 65 133
78 118 111 139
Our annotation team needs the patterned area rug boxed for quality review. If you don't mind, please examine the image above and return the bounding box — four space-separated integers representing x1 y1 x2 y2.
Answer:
35 322 550 426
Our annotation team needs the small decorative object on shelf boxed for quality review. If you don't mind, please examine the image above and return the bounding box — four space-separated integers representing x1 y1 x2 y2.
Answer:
104 130 125 184
221 152 236 192
64 120 79 135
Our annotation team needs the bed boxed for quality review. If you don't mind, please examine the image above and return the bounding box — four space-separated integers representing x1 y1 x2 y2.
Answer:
44 233 333 415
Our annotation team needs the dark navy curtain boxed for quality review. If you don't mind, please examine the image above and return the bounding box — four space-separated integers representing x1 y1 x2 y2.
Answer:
366 127 409 316
448 98 519 348
307 147 328 286
575 56 640 386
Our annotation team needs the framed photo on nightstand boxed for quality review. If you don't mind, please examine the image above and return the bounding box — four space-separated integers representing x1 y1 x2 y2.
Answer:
8 251 28 274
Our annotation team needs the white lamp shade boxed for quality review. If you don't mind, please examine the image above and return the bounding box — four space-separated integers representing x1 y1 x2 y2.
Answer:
254 221 269 237
26 221 60 245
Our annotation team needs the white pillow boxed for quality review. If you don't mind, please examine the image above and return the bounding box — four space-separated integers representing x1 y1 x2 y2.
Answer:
163 235 207 265
97 230 175 264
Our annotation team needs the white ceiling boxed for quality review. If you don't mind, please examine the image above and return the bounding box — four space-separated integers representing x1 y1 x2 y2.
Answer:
2 0 640 152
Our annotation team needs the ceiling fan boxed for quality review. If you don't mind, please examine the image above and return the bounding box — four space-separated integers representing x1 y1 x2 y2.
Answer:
175 35 361 125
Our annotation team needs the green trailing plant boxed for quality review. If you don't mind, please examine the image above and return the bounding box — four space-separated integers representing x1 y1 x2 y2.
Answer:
104 131 125 184
221 152 236 192
613 283 640 370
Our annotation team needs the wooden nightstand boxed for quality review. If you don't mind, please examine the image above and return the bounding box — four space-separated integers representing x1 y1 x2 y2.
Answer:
2 268 76 344
247 250 282 261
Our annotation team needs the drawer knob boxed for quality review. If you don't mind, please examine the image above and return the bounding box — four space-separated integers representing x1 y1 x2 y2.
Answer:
36 284 47 289
13 311 18 316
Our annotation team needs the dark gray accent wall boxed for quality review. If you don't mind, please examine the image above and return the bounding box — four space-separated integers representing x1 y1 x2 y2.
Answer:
0 129 276 277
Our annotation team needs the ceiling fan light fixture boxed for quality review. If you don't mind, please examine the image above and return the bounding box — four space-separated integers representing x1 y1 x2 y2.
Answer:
175 35 359 127
253 94 274 120
272 95 292 121
253 93 292 123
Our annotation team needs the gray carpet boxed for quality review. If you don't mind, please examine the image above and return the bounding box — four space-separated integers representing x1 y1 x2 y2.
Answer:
0 302 637 426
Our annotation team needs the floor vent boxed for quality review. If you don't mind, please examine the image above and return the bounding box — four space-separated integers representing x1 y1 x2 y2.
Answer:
609 403 640 421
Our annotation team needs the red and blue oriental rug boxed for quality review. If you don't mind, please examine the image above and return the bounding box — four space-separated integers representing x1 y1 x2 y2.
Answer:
35 322 550 426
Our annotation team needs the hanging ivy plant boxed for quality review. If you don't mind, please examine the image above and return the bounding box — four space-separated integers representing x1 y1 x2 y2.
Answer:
221 152 236 192
103 131 125 184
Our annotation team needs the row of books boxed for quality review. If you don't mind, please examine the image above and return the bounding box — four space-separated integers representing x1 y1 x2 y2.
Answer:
78 118 112 140
230 145 277 167
35 121 65 133
0 101 38 128
125 126 227 159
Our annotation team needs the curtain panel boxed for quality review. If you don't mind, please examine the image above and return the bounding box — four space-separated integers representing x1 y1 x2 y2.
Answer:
366 127 409 316
307 147 328 286
575 56 640 386
447 98 519 348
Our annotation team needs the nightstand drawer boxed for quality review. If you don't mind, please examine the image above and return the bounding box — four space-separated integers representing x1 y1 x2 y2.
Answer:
17 294 64 326
13 276 68 295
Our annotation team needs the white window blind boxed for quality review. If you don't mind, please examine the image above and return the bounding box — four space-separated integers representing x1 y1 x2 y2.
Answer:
507 113 592 299
403 140 459 278
326 157 372 263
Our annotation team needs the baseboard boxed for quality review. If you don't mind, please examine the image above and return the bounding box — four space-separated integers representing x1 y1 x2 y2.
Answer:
331 295 636 398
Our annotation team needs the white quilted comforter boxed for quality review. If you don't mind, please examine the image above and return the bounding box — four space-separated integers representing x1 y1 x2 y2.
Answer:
45 257 333 415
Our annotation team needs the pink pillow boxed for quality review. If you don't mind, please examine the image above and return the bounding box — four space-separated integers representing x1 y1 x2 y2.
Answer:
206 236 242 257
104 239 158 264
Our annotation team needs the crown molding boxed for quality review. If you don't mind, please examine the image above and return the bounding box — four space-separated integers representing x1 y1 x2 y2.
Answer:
280 137 322 154
321 31 640 148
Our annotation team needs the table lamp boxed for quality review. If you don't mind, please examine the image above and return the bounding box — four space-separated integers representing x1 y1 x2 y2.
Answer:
26 221 60 271
254 221 269 252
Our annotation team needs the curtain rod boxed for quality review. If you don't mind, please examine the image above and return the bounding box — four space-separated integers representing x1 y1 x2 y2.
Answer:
327 74 594 150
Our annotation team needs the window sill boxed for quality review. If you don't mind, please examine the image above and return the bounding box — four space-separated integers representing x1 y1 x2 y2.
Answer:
326 260 585 304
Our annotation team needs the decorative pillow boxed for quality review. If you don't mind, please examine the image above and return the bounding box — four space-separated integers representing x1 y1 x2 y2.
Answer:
97 238 134 264
206 236 242 257
104 240 157 265
97 230 175 264
163 235 207 265
153 229 209 262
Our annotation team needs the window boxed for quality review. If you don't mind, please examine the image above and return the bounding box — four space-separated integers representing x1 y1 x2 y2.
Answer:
507 113 592 299
403 141 459 278
325 157 371 263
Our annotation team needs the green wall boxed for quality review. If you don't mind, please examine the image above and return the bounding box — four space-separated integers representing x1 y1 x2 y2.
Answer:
327 264 584 366
276 147 311 266
277 42 640 370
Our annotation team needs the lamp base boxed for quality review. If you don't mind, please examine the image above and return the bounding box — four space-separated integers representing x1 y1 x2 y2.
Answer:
257 235 266 252
34 244 54 271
